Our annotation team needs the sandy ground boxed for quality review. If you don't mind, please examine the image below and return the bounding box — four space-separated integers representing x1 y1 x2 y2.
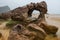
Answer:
0 22 10 40
0 14 60 40
45 14 60 39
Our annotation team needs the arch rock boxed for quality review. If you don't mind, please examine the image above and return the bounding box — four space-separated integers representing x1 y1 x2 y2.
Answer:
11 1 47 21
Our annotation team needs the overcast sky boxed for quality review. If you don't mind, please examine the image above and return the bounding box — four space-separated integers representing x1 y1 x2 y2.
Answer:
0 0 60 14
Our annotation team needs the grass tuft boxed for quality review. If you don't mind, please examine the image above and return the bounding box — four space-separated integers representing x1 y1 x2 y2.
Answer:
6 20 20 29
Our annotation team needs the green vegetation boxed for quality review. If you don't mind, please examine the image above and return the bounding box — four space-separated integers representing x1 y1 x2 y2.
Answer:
6 20 21 28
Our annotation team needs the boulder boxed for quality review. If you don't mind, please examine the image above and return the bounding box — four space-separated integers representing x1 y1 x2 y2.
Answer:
40 22 58 34
8 24 46 40
10 1 47 21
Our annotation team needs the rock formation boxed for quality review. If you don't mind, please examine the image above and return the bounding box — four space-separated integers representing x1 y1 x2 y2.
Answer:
8 24 46 40
11 1 47 21
2 1 57 40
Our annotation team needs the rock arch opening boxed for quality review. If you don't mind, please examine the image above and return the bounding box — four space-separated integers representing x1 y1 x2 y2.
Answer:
32 10 40 19
11 1 47 21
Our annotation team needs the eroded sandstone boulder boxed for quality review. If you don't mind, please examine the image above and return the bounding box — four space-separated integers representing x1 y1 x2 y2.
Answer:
8 1 58 40
10 1 47 21
40 22 58 34
8 24 46 40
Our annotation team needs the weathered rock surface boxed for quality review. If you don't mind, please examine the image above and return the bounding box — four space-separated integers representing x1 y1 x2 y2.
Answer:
10 1 47 21
0 12 11 20
40 22 58 34
8 24 46 40
8 22 58 40
7 1 58 40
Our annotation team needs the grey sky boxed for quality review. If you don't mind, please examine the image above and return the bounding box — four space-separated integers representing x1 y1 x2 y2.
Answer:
0 0 60 14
